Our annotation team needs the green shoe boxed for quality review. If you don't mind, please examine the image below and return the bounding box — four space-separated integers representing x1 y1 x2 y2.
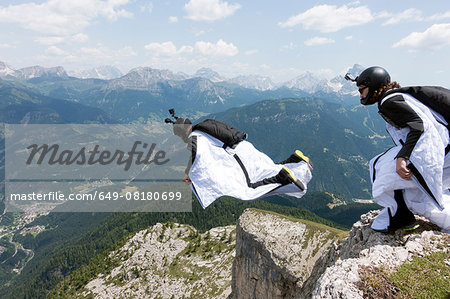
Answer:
402 223 420 231
372 222 419 234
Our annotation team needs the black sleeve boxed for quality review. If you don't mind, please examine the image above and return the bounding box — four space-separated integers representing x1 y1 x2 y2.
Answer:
185 135 197 174
379 95 424 159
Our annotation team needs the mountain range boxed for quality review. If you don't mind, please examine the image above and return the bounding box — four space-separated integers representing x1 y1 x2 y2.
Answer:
0 78 115 124
0 60 363 94
0 61 364 124
67 65 123 80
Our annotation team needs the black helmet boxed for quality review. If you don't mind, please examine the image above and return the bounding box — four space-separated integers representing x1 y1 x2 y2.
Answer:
356 66 390 105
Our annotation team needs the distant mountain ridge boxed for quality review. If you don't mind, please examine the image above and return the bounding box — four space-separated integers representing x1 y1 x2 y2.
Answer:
16 66 68 81
106 67 187 90
0 78 115 124
0 60 365 122
228 74 276 91
0 61 15 77
68 66 123 80
194 67 225 82
0 60 365 94
284 71 331 93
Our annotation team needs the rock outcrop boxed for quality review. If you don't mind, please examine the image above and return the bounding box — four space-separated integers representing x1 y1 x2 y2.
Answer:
312 211 449 299
80 223 236 299
231 209 344 298
231 209 450 299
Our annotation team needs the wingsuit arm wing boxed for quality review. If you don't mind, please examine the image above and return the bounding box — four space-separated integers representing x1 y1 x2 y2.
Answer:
379 95 424 160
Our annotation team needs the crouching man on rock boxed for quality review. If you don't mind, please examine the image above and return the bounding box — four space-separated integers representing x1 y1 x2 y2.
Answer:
347 66 450 233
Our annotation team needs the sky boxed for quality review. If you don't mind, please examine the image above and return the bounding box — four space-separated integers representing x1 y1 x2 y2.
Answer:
0 0 450 86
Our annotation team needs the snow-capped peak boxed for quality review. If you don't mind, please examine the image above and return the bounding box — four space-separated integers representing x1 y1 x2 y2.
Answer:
228 75 276 91
0 61 17 77
16 65 68 79
194 68 225 82
68 66 123 80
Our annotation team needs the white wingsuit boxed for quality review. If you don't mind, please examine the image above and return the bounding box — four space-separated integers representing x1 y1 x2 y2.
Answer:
188 130 313 209
370 92 450 232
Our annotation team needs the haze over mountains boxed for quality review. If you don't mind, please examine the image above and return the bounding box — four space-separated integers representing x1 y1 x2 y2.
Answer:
0 60 366 126
0 60 363 94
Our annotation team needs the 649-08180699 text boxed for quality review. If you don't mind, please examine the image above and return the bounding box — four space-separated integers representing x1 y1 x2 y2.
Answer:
8 191 183 201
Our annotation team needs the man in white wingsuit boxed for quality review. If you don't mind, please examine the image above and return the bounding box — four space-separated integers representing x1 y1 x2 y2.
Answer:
165 109 313 209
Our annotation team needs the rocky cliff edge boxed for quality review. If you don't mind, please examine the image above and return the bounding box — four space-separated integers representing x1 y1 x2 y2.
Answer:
231 209 450 299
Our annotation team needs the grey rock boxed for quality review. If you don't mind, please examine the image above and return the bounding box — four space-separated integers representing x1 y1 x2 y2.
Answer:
231 209 449 299
312 211 449 299
231 209 340 299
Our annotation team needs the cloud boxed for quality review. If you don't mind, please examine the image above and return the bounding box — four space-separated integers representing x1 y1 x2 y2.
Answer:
140 2 153 13
281 42 296 51
278 4 373 32
195 30 206 36
169 16 179 23
345 35 353 40
378 9 450 25
304 37 335 46
347 1 361 5
0 0 132 37
427 11 450 21
381 8 423 25
184 0 241 21
28 44 136 69
46 46 65 56
260 64 271 71
144 39 238 57
80 47 104 56
35 33 88 45
78 45 137 60
35 36 66 45
244 49 258 55
393 23 450 51
0 43 15 48
195 39 238 56
144 41 194 56
71 33 89 43
118 46 137 57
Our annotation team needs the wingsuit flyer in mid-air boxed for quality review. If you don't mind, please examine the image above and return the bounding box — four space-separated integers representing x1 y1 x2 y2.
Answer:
165 109 313 209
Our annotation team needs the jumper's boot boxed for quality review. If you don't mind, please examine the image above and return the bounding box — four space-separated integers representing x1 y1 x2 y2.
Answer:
278 150 313 169
277 166 305 191
390 190 419 232
373 190 418 233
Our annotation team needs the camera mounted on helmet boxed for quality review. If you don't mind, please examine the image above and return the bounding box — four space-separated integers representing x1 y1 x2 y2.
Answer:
344 73 357 82
164 108 179 124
